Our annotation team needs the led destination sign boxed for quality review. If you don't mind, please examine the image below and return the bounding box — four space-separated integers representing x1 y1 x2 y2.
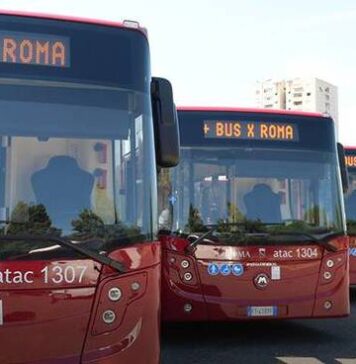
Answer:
0 31 70 67
345 155 356 168
203 120 299 141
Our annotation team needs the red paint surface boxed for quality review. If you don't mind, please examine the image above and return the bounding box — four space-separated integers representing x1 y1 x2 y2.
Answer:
349 236 356 286
0 9 147 37
0 241 161 364
161 235 350 321
177 106 325 118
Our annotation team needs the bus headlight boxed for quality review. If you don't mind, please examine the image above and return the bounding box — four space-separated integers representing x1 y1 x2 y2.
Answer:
102 310 116 324
184 272 193 281
131 282 141 291
108 287 122 301
181 260 190 269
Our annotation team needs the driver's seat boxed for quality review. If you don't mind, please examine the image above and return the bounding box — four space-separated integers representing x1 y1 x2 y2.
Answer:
31 155 94 231
244 183 282 223
345 190 356 220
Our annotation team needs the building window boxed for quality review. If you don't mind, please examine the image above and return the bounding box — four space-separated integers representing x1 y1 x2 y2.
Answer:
294 101 303 106
307 92 311 96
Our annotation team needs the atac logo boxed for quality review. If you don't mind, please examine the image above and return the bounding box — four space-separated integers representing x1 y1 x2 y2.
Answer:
254 273 269 289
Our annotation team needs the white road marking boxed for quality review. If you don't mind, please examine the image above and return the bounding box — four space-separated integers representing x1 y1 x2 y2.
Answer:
277 357 356 364
277 357 324 364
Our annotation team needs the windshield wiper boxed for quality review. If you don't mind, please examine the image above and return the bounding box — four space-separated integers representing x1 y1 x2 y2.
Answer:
239 220 342 252
185 222 342 253
185 221 272 253
185 227 218 253
0 234 126 273
267 230 340 252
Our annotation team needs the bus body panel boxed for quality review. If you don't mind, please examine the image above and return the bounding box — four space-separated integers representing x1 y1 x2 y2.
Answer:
0 286 95 363
349 236 356 285
161 237 349 321
162 237 208 321
0 241 161 363
82 255 161 364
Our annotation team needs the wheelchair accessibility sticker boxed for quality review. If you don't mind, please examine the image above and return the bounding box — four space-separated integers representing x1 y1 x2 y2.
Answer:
207 263 244 277
232 263 244 276
349 248 356 257
220 264 231 276
207 263 220 276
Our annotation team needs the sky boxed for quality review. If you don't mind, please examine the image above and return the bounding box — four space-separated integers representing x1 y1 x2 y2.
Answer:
0 0 355 144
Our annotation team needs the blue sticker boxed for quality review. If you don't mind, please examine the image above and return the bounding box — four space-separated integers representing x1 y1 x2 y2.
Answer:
207 263 219 276
349 248 356 257
232 263 244 276
168 195 177 205
220 264 231 276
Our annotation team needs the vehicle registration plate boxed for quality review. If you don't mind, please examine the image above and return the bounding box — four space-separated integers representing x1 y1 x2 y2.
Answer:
247 306 277 317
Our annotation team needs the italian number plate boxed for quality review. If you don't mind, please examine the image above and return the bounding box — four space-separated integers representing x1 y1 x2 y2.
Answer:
247 306 277 317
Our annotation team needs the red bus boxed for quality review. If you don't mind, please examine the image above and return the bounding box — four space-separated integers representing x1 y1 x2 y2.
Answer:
158 106 349 321
0 11 179 364
344 147 356 286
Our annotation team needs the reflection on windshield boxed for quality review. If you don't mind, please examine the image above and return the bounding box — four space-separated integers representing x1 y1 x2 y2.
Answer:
159 147 343 244
0 79 155 260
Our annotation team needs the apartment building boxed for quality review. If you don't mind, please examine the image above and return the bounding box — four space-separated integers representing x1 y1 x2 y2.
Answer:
255 79 286 109
256 77 338 127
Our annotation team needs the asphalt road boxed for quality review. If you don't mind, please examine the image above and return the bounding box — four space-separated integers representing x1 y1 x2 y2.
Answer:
161 289 356 364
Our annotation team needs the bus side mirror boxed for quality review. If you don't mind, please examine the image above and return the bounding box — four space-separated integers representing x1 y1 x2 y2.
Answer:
151 77 180 168
337 143 349 194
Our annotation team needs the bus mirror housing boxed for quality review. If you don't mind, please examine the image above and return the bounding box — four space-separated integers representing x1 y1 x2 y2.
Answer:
151 77 180 168
337 143 349 194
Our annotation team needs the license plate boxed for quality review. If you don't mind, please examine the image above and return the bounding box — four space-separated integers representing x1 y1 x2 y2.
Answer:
247 306 277 317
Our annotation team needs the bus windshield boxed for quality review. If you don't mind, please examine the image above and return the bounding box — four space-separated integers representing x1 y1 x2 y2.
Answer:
0 78 155 259
162 146 343 244
345 168 356 234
